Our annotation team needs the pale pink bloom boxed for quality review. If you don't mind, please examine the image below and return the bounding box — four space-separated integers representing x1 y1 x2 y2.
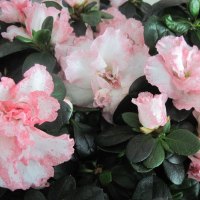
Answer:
188 151 200 181
2 2 73 46
0 0 30 23
132 92 168 129
145 36 200 112
61 28 149 122
97 7 144 45
64 0 99 7
110 0 127 7
0 64 74 191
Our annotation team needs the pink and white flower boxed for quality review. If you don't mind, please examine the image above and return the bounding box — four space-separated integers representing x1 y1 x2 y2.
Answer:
145 36 200 112
188 151 200 182
0 0 30 23
0 64 74 191
61 27 149 122
2 2 73 45
97 7 144 45
64 0 99 8
132 92 168 129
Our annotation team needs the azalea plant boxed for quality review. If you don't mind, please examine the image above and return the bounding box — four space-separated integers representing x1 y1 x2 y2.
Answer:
1 0 200 199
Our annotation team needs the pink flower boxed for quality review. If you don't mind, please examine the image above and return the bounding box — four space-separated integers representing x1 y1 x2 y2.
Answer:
97 7 144 45
0 64 74 191
145 36 200 112
188 151 200 181
109 0 127 7
132 92 168 129
60 27 149 122
64 0 99 8
2 2 73 46
0 0 30 23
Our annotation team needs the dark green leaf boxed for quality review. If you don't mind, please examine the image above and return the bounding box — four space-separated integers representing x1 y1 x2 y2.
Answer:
64 186 108 200
165 129 200 156
73 121 95 157
189 0 200 18
24 190 46 200
96 126 133 147
162 120 171 134
167 154 186 164
22 52 56 73
42 16 54 33
33 29 51 44
39 100 73 134
163 160 185 185
43 1 62 10
100 11 114 19
99 171 112 186
171 178 200 200
71 20 87 36
16 36 33 43
144 16 173 50
112 165 139 189
164 15 191 34
52 74 67 100
0 41 30 58
131 163 153 173
126 134 156 163
48 175 76 200
132 175 172 200
83 2 97 12
143 140 165 168
81 11 101 26
122 112 140 129
166 100 192 122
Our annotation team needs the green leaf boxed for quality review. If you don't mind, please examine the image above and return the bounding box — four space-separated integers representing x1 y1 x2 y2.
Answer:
162 120 171 134
72 121 95 158
100 11 114 19
33 29 51 45
112 165 138 189
163 160 185 185
131 163 153 173
122 112 140 129
96 126 133 147
43 1 62 10
81 11 101 26
22 52 56 73
132 175 172 200
52 75 67 100
0 41 30 58
126 134 156 163
16 36 33 43
65 186 108 200
164 15 191 34
38 100 73 134
189 0 200 18
42 16 54 33
83 2 97 12
143 140 165 169
165 129 200 156
160 139 173 152
48 175 76 200
24 190 46 200
144 16 173 50
99 171 112 186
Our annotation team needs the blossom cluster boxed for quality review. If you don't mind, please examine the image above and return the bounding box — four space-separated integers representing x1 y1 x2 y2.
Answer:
0 0 200 192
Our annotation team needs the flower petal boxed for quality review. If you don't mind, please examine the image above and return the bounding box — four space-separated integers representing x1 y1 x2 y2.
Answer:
15 64 54 97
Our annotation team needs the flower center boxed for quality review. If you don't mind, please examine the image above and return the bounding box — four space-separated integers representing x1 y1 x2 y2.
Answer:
99 70 121 89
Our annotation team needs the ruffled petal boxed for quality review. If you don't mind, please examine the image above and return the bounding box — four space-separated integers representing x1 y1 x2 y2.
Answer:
145 55 181 99
0 77 15 100
14 64 54 97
